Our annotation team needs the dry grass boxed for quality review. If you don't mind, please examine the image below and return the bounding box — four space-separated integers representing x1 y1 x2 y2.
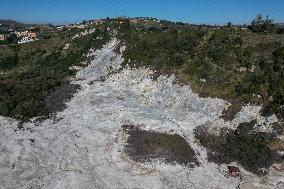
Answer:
123 125 198 166
269 139 284 150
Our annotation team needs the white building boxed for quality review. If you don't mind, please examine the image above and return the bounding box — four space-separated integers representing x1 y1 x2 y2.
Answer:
18 37 34 44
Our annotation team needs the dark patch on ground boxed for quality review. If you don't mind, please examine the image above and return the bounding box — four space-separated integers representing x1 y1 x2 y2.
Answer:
17 122 24 130
261 104 284 121
45 82 81 114
123 125 198 166
194 120 282 175
88 76 107 85
88 67 123 85
272 122 284 135
113 44 122 55
221 103 242 121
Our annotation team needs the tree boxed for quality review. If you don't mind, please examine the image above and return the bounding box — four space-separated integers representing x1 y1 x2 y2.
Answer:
47 23 54 28
227 22 232 27
249 14 275 33
7 33 18 43
263 15 275 33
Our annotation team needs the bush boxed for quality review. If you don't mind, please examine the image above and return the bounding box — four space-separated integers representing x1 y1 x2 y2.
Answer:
276 28 284 34
248 14 275 33
194 121 281 175
0 27 110 120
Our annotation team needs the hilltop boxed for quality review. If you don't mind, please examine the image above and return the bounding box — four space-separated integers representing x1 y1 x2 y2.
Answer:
0 19 27 31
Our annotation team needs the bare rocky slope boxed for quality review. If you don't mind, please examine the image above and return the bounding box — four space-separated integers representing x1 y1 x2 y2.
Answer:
0 37 283 189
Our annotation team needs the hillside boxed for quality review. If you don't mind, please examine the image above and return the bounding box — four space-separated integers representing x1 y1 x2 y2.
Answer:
0 19 27 31
0 18 283 188
1 18 283 122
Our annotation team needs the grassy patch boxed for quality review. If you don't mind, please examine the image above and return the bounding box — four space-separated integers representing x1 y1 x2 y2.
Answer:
221 103 242 121
123 125 198 166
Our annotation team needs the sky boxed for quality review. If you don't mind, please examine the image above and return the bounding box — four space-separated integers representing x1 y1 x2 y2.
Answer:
0 0 284 25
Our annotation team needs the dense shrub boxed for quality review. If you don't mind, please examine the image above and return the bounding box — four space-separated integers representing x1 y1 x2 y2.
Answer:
236 47 284 118
0 28 110 120
194 121 281 175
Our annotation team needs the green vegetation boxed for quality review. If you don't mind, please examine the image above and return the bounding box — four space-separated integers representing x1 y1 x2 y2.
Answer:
194 121 281 175
0 26 110 120
248 14 275 33
0 16 283 122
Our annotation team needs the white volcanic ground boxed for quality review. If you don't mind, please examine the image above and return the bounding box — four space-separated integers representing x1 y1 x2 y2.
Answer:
0 38 283 189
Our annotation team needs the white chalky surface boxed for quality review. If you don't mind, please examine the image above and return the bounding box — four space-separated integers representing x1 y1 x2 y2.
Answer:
0 38 283 189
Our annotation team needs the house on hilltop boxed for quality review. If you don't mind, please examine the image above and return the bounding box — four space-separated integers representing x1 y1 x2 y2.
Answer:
14 31 37 38
0 34 6 41
129 18 139 24
28 32 37 38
